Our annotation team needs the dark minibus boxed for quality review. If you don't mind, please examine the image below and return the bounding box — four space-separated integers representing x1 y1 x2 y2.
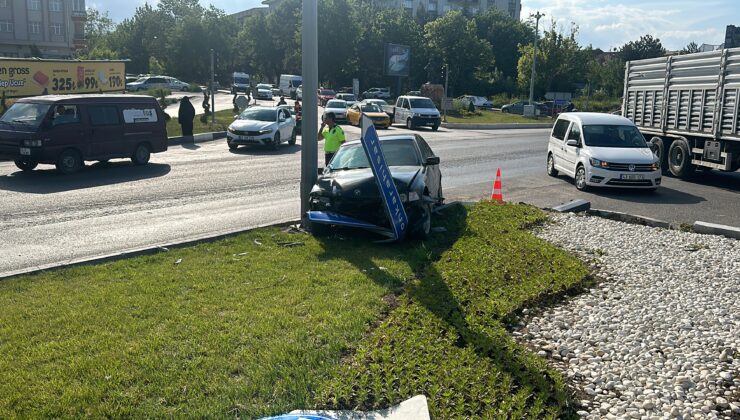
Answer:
0 94 168 174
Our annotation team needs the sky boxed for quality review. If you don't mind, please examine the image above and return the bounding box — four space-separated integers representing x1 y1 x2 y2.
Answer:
89 0 739 51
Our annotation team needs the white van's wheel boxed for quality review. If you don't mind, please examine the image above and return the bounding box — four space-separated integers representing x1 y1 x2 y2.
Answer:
131 143 151 166
406 118 413 130
575 165 588 191
547 153 558 177
56 149 83 175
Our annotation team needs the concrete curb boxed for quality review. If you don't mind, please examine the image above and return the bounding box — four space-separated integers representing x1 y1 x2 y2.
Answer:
693 221 740 240
441 123 553 130
585 208 672 229
168 131 226 146
0 218 299 280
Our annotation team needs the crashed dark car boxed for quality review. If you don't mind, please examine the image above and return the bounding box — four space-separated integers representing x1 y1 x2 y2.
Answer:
308 134 443 238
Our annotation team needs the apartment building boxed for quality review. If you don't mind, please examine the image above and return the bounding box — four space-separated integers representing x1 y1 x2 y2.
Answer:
0 0 87 59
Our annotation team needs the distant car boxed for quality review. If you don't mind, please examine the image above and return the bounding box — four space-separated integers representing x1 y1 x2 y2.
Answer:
255 83 274 100
164 77 191 92
271 85 282 96
308 134 443 238
323 99 348 123
226 106 296 150
362 87 391 100
547 113 660 191
346 102 390 129
335 93 358 106
501 100 548 115
318 89 337 106
361 98 388 107
458 95 493 110
126 76 170 92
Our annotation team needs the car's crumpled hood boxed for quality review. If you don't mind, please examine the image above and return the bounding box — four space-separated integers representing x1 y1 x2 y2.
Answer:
229 119 276 132
587 147 655 163
314 166 421 198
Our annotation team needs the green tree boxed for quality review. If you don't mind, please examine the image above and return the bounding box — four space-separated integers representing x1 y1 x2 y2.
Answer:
620 34 666 62
516 23 585 98
424 11 494 96
474 9 533 87
317 0 360 87
681 41 700 55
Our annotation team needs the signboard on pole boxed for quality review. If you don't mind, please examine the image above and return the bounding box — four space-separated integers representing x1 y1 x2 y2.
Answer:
384 44 410 77
0 58 126 98
360 115 408 240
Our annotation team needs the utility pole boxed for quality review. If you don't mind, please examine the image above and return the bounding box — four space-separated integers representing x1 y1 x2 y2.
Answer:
528 11 544 105
210 48 215 124
442 63 449 123
300 0 318 227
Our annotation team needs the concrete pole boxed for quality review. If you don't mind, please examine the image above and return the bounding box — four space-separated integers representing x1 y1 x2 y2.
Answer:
528 11 544 105
443 63 448 122
300 0 319 226
210 48 215 124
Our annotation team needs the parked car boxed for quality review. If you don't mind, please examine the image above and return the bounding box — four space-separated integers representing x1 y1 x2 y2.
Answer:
362 87 391 100
457 95 493 110
295 86 303 100
501 100 548 115
0 94 168 174
383 96 441 130
308 134 443 238
335 93 358 106
323 99 348 123
255 83 274 100
547 113 661 191
318 88 337 106
164 77 191 92
346 102 390 129
271 85 282 96
126 76 169 92
227 106 296 150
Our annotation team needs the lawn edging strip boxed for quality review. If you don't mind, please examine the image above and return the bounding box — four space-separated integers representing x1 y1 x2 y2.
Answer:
169 131 226 146
442 122 553 130
693 220 740 240
0 217 297 280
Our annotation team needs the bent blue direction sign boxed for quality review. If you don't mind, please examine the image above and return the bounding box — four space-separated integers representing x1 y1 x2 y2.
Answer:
360 115 408 240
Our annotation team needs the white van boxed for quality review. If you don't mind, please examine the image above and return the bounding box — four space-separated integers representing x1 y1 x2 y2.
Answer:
232 72 250 93
279 74 302 99
546 113 661 191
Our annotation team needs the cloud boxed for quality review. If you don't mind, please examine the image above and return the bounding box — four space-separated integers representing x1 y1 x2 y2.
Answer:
520 0 733 50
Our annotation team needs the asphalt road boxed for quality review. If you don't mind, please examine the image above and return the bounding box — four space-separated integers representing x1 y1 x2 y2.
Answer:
1 124 739 276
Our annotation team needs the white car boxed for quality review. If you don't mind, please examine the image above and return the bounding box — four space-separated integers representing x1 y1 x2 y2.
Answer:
323 99 348 123
165 77 191 92
335 93 357 106
255 83 274 100
547 113 661 191
227 106 296 150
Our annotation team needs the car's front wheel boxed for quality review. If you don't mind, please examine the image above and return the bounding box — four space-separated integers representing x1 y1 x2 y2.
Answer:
547 153 558 177
272 132 281 150
288 129 297 145
410 203 432 239
575 164 588 191
228 138 238 151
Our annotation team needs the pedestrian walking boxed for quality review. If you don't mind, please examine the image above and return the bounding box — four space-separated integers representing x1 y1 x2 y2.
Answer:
319 112 345 165
178 96 196 136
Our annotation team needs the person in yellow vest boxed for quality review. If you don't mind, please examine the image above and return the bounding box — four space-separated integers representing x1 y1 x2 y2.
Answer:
319 112 345 165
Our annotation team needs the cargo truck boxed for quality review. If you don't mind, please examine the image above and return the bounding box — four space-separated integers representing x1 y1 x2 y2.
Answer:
623 47 740 178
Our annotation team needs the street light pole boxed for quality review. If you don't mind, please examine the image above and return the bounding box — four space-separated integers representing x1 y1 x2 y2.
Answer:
443 63 448 123
528 11 544 105
210 48 215 124
300 0 318 227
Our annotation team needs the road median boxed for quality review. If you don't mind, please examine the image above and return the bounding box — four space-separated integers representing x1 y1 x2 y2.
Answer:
442 122 554 130
0 201 588 418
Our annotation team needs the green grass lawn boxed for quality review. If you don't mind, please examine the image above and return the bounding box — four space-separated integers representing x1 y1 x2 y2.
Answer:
0 202 588 418
166 109 236 138
446 111 553 125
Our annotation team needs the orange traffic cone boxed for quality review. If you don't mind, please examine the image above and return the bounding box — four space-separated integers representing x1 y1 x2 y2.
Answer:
491 168 503 202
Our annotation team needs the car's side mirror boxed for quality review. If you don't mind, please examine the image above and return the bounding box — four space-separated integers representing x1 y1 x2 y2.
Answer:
425 156 440 165
566 139 579 147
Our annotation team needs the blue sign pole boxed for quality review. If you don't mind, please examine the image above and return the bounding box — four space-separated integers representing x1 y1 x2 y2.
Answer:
360 115 409 240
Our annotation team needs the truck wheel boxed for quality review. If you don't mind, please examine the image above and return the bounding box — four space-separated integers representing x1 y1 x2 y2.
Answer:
15 159 38 171
131 143 151 166
649 136 668 175
56 149 83 174
667 138 695 179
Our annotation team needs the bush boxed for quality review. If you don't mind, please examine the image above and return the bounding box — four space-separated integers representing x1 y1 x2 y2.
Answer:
187 84 203 93
451 98 481 118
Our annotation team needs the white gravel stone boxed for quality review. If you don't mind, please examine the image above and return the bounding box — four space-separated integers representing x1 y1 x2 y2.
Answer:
522 214 740 419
